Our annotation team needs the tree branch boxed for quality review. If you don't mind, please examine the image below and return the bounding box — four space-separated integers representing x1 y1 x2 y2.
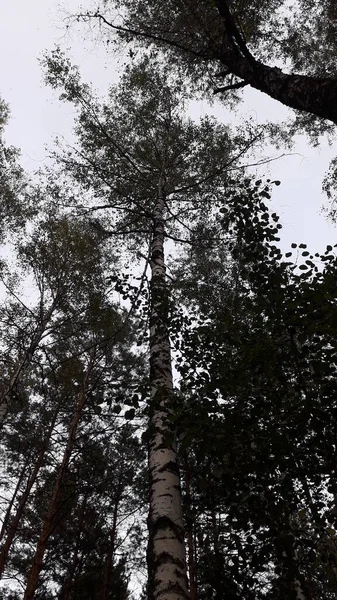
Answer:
214 81 248 94
215 0 257 65
72 7 337 124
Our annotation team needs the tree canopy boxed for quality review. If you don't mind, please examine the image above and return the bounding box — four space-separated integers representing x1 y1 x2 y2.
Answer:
0 3 337 598
74 0 337 131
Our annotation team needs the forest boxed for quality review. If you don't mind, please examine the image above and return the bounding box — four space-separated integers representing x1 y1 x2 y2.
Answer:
1 1 337 599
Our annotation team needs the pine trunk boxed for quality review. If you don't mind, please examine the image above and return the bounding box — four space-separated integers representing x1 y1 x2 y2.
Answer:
147 176 188 600
23 351 95 600
59 491 89 600
0 409 58 577
0 454 31 545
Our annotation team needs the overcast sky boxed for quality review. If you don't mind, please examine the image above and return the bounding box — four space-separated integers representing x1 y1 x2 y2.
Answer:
1 0 336 256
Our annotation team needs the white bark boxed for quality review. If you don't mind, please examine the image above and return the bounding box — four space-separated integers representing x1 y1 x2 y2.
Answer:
147 176 188 600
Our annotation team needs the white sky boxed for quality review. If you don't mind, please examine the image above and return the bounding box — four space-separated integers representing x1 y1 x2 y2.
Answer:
0 0 336 255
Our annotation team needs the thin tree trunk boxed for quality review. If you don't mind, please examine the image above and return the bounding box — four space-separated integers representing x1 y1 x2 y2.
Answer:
274 511 312 600
59 491 89 600
210 508 219 554
0 409 58 577
183 456 197 600
101 485 122 600
23 350 96 600
0 452 32 543
0 298 58 425
147 176 188 600
284 548 312 600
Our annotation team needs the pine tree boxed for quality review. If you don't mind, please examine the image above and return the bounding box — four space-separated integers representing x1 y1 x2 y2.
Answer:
0 202 145 597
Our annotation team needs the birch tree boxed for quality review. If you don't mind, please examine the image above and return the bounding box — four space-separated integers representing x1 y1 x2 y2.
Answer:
74 0 337 130
43 51 261 600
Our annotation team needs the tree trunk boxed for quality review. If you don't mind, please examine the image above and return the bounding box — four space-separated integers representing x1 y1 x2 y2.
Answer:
23 350 96 600
0 409 58 577
183 456 197 600
214 0 337 124
0 298 58 426
147 176 188 600
273 512 312 600
0 453 31 544
101 484 122 600
59 491 89 600
82 5 337 126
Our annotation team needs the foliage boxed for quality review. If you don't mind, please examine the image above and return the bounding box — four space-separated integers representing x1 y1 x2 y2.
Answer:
1 22 337 598
71 0 337 131
0 175 147 596
0 98 34 240
171 176 337 597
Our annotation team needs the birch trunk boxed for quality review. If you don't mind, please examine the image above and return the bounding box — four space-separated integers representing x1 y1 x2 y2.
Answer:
23 350 95 600
147 176 188 600
214 0 337 125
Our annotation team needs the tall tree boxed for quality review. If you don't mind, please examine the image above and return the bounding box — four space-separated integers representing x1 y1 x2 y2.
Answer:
0 97 32 240
23 348 97 600
74 0 337 128
171 178 337 598
42 51 261 600
0 206 145 596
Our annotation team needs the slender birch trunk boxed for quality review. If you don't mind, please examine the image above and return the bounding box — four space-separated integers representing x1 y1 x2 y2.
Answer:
23 350 96 600
147 176 188 600
0 408 58 577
